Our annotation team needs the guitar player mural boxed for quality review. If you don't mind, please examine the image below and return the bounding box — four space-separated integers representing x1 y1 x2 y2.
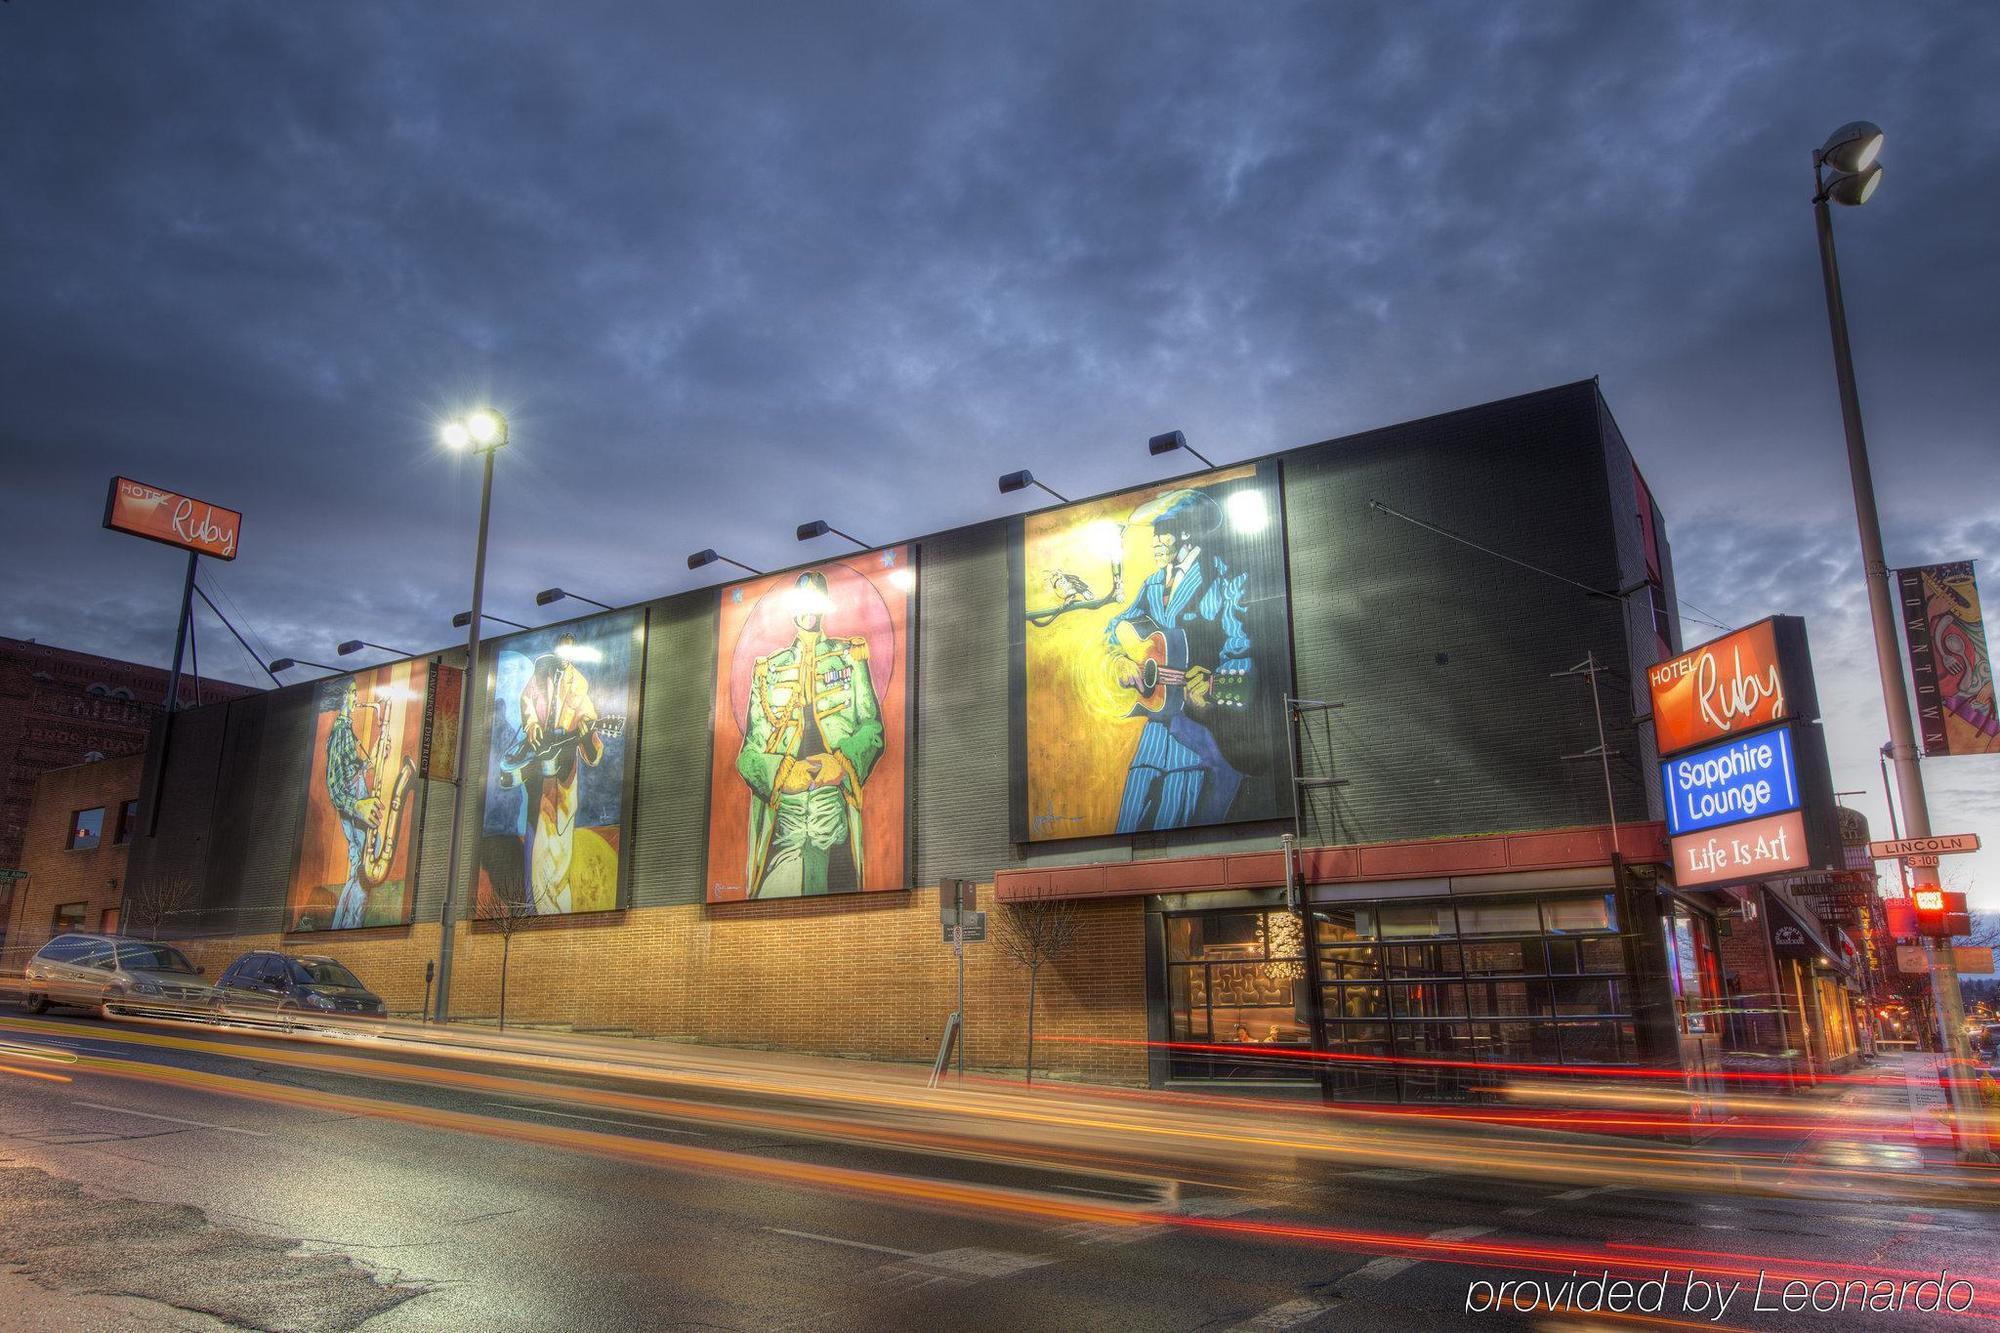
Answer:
1013 462 1293 842
705 548 913 901
478 611 643 916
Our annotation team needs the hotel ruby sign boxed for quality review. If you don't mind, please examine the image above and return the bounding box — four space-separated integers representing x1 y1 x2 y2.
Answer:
102 477 241 560
1646 617 1818 755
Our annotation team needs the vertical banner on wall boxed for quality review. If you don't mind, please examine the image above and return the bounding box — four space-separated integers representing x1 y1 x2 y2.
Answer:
1897 561 1999 757
421 662 465 783
1010 460 1294 842
287 661 429 931
478 612 644 916
706 546 913 902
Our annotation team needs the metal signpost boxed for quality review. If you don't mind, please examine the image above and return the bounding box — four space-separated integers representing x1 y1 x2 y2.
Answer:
929 879 981 1086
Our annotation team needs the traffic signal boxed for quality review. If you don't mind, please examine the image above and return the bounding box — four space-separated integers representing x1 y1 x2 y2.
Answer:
1911 888 1969 938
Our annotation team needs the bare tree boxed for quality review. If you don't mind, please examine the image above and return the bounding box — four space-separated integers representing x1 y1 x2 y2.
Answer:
477 895 533 1030
125 875 197 940
994 899 1082 1083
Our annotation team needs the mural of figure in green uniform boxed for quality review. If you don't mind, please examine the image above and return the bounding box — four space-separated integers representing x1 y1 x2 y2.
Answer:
737 570 886 897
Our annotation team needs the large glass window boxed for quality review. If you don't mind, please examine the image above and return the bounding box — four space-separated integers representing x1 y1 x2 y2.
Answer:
52 902 86 932
1166 908 1311 1076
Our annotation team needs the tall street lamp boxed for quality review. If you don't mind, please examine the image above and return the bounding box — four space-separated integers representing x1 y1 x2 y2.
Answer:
1808 121 1980 1144
434 407 507 1023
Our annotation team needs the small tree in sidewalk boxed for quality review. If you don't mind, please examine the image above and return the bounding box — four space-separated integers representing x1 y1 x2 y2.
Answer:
995 899 1082 1083
477 894 533 1030
125 875 197 940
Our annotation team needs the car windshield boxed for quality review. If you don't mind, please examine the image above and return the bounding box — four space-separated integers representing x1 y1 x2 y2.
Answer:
117 943 198 974
295 959 364 989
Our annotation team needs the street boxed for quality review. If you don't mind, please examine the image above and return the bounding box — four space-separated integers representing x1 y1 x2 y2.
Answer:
2 1014 1995 1331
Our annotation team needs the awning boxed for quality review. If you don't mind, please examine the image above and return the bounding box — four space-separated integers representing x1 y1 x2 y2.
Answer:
1765 890 1854 978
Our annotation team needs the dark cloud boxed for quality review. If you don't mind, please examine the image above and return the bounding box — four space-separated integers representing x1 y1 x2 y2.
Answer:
3 1 1994 894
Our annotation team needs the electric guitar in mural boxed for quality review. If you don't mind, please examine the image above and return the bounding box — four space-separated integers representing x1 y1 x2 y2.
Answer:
1118 631 1250 720
497 715 626 788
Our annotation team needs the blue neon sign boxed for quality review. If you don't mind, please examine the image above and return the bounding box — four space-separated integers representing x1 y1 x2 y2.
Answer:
1661 727 1799 837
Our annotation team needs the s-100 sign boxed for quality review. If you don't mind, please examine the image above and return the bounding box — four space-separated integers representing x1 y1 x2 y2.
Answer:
1662 727 1799 838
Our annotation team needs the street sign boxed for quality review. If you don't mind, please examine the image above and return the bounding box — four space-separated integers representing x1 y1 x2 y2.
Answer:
1869 833 1981 859
939 878 977 920
0 869 27 881
942 912 987 944
1896 945 1928 974
1957 947 1996 975
1903 854 1940 868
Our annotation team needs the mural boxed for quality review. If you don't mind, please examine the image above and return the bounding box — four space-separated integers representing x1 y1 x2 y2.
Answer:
1013 462 1293 841
287 661 429 931
477 612 643 916
707 547 913 901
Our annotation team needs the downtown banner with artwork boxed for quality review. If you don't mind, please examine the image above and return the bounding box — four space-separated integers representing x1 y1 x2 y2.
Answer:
287 661 430 931
1011 462 1294 842
1897 561 2000 757
478 612 644 916
706 546 913 901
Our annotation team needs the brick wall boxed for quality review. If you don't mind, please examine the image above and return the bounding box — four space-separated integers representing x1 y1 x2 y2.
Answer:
6 754 145 968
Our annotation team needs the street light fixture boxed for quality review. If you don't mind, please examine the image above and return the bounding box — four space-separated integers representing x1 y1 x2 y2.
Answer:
268 657 342 675
336 639 412 659
433 407 508 1025
1807 121 1980 1150
534 587 615 611
997 470 1069 503
1148 430 1214 469
686 549 763 575
452 610 529 631
796 519 870 550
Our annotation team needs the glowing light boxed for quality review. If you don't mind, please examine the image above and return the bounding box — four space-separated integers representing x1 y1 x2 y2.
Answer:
1084 520 1126 564
1226 490 1269 535
554 642 602 664
783 584 835 618
467 410 502 444
887 568 916 592
440 421 471 449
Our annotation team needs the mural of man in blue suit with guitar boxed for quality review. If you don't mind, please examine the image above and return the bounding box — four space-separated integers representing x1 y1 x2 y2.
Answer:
1102 489 1254 832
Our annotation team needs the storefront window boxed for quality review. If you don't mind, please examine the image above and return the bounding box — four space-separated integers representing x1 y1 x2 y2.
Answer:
1162 893 1636 1094
1665 902 1722 1035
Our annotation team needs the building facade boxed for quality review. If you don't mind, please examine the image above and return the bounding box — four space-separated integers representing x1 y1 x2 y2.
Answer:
123 381 1763 1096
5 753 146 969
0 637 255 950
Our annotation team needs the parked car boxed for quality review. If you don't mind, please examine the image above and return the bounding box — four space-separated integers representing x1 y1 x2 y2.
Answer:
20 933 213 1019
211 951 387 1029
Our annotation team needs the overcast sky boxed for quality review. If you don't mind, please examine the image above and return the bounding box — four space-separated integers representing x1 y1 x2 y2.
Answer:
3 3 1995 905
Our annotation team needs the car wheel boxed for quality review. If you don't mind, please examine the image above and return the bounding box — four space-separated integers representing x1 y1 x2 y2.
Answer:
21 992 48 1015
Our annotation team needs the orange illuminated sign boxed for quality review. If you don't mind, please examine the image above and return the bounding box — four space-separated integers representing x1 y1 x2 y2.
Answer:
102 476 240 561
1647 618 1812 755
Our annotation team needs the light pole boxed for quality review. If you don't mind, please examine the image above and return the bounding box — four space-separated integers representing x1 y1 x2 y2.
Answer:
337 639 414 660
268 656 342 675
997 470 1069 504
452 610 529 631
795 519 870 550
686 549 763 577
1809 122 1980 1145
434 407 507 1023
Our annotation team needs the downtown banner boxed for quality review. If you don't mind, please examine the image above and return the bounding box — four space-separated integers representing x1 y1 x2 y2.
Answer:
1896 561 2000 757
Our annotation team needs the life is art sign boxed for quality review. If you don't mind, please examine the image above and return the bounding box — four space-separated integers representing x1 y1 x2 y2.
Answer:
1647 617 1818 756
1662 727 1799 838
1672 809 1812 888
102 477 241 560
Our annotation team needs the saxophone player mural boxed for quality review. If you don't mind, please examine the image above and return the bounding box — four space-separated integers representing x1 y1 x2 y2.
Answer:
288 662 428 931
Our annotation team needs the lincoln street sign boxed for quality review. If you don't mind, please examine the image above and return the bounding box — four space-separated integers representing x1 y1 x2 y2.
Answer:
1868 834 1981 859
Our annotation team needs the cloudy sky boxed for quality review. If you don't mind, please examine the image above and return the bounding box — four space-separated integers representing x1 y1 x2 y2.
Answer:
3 3 1995 903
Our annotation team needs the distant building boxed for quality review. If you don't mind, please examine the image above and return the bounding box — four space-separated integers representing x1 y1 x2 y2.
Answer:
0 636 256 948
4 753 145 966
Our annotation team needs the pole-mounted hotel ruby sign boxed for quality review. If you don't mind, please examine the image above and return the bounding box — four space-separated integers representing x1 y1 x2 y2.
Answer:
102 476 241 560
1646 616 1818 754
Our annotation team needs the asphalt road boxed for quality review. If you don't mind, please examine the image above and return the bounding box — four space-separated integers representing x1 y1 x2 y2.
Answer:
0 1011 1994 1332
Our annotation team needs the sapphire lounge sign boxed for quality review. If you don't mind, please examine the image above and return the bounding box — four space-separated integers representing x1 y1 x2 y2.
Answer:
1662 728 1799 838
